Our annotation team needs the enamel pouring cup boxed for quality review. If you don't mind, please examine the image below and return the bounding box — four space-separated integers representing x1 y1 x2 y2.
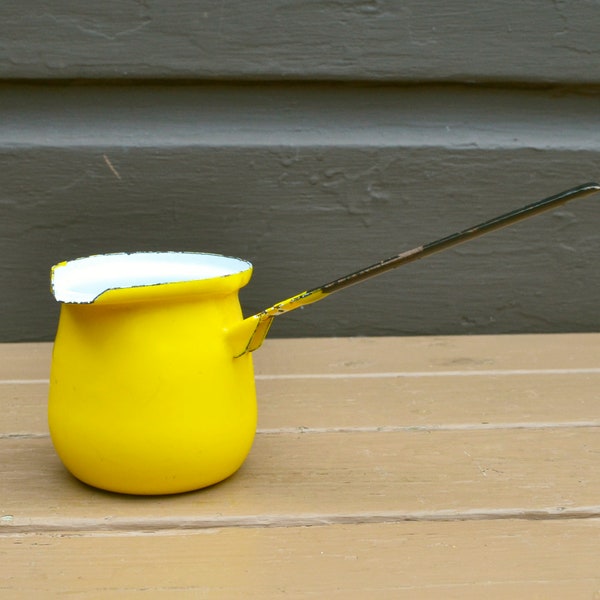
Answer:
48 183 599 495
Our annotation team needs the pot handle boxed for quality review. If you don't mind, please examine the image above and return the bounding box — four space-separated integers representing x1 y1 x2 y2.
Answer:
228 182 600 358
226 314 273 358
226 289 329 357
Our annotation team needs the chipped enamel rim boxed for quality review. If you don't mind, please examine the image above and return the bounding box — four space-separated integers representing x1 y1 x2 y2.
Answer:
51 252 253 304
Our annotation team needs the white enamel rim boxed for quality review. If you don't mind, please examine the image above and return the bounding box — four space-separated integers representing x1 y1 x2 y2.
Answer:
51 252 253 304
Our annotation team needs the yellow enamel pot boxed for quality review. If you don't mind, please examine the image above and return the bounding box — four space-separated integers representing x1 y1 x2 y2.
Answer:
48 183 599 495
49 253 259 495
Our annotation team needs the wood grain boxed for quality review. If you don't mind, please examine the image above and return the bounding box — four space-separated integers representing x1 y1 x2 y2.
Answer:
2 521 600 598
2 336 599 597
2 336 599 434
3 373 600 436
3 427 600 528
4 334 599 379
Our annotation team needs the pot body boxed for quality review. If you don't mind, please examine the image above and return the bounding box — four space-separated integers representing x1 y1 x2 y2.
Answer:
48 254 256 495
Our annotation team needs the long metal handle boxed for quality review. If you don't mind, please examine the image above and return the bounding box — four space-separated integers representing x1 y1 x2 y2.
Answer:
233 182 599 356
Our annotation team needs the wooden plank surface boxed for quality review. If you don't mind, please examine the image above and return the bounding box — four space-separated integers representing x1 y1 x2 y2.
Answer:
2 521 600 599
3 334 600 378
4 373 600 436
1 0 600 83
1 335 600 597
3 335 600 433
2 428 600 527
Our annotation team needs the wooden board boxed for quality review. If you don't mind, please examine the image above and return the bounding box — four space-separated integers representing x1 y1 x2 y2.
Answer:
3 521 600 598
4 373 600 436
3 428 600 527
3 334 600 378
2 335 600 434
2 335 600 596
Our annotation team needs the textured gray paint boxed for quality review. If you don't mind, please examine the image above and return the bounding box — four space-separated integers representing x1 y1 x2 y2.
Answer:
1 0 600 83
3 83 600 150
1 84 599 341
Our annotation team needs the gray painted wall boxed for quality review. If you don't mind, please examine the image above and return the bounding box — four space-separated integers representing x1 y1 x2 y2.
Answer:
1 1 599 342
2 0 600 83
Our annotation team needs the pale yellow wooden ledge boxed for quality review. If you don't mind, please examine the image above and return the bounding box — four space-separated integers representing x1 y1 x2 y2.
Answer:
1 334 600 598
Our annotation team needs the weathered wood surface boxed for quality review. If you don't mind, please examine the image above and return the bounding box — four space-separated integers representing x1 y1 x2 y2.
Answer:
1 336 600 596
2 84 599 341
4 521 600 599
1 0 600 83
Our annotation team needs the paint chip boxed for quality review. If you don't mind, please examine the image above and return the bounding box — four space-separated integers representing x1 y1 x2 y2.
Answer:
103 154 122 180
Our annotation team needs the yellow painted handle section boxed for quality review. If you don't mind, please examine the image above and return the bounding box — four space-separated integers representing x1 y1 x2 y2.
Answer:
228 289 330 357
